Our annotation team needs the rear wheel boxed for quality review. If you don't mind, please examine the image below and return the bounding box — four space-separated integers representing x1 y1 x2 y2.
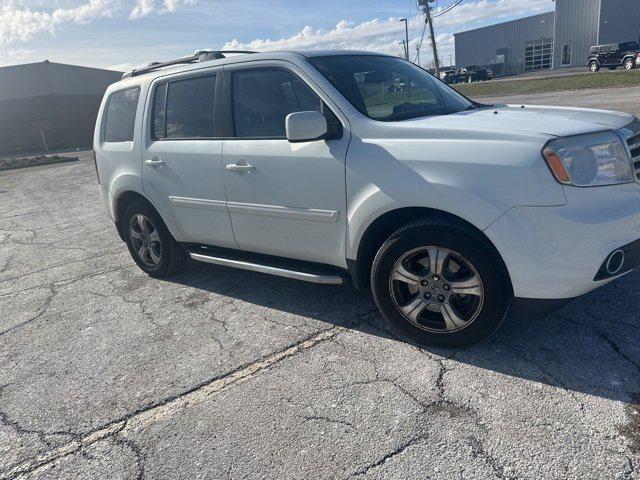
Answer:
624 58 635 70
122 200 188 277
371 219 510 348
589 61 600 72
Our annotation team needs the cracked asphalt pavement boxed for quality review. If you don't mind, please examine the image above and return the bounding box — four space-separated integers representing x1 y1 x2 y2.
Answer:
1 89 640 479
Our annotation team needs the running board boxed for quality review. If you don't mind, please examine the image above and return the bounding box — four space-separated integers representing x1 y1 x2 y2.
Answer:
189 251 344 285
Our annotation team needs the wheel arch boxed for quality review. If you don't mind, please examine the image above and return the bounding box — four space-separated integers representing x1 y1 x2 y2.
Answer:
348 206 512 293
113 190 161 242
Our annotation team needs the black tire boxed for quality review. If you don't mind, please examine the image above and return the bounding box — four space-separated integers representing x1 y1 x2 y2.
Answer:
624 58 635 70
589 61 600 72
122 199 188 277
371 218 510 348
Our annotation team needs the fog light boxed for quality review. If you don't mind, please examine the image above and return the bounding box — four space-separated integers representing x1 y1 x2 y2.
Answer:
606 250 625 275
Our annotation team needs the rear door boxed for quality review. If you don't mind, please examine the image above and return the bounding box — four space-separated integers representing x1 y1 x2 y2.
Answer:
141 71 237 248
606 45 620 65
220 63 349 267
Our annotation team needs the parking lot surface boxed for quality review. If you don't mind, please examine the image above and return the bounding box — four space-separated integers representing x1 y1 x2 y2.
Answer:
1 89 640 479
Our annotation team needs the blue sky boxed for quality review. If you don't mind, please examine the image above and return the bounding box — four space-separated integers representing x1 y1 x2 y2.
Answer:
0 0 554 70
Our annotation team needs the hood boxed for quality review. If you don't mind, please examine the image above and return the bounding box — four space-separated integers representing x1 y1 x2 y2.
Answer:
460 105 634 137
398 105 635 139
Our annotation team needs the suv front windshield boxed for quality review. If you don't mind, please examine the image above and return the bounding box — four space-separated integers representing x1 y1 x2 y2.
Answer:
308 55 473 122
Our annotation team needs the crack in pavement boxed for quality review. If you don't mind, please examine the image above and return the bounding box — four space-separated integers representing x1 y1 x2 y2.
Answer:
345 434 429 479
333 320 518 480
0 265 134 337
1 309 379 479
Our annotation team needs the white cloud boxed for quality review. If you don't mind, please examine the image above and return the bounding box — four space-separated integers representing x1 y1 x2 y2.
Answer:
222 0 553 65
0 0 116 46
129 0 155 18
129 0 197 19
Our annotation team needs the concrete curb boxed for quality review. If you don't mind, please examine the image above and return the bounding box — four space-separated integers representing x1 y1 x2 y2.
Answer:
0 155 79 172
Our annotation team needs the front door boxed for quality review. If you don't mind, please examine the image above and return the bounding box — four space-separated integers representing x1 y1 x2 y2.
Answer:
221 65 349 267
142 72 237 248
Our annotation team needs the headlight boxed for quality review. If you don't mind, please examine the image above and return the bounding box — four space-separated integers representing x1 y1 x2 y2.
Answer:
542 131 633 186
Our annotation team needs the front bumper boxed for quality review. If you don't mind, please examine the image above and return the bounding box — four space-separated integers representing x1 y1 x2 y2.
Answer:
484 182 640 299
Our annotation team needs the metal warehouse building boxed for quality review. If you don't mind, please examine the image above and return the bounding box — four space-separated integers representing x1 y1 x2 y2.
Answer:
0 61 121 157
454 0 640 75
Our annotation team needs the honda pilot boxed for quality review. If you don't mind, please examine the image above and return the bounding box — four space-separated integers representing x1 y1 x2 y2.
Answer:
95 50 640 347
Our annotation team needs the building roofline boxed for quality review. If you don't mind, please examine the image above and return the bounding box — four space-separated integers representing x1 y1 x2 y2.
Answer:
453 11 555 37
0 60 122 74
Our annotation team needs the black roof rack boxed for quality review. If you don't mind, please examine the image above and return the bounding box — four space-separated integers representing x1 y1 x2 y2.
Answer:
123 50 257 78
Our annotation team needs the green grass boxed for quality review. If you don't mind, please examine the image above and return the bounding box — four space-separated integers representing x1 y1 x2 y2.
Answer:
452 69 640 97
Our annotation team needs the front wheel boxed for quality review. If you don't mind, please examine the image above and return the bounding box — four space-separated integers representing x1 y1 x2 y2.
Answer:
371 219 510 348
589 61 600 72
122 200 188 277
624 58 635 70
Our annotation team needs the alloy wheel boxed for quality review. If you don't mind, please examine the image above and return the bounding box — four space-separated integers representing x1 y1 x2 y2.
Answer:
129 214 162 268
389 246 484 333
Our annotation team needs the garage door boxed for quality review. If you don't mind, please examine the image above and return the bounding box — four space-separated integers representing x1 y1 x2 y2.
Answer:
524 38 553 71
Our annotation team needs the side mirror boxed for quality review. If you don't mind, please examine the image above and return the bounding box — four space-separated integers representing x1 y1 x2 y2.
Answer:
285 111 328 143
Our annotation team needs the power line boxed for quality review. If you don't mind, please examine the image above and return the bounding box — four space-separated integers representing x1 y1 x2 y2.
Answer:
431 0 464 18
413 21 428 63
414 0 464 73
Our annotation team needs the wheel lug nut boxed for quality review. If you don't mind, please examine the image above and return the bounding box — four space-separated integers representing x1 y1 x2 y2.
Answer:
420 280 428 286
443 284 450 291
423 292 431 299
437 295 445 302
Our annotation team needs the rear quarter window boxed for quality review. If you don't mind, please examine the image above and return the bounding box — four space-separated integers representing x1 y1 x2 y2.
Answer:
103 87 140 143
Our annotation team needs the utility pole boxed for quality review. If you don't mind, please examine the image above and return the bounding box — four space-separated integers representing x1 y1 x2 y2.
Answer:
417 0 440 76
399 40 408 60
399 18 409 60
416 44 421 66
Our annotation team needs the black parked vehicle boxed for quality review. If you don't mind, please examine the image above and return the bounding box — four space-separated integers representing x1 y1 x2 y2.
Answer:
438 68 457 84
439 66 491 84
456 66 491 83
588 42 640 72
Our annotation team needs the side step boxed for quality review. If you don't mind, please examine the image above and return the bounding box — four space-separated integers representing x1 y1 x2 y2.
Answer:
188 248 345 285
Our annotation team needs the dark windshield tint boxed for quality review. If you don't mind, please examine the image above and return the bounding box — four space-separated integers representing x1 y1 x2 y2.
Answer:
308 55 472 121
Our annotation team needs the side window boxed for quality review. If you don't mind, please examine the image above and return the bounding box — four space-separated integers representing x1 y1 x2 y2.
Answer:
232 69 321 138
152 83 167 140
103 87 140 142
152 75 216 140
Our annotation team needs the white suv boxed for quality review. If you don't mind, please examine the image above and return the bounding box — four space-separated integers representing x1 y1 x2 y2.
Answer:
95 50 640 347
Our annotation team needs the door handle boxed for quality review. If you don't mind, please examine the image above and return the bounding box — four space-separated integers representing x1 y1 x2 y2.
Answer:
226 163 256 172
144 158 165 167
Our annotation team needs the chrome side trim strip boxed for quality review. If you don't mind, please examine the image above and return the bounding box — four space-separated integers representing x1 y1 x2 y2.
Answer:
169 196 227 211
226 202 340 223
189 252 344 285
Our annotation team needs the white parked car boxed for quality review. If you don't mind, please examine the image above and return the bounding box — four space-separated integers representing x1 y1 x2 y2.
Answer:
95 50 640 347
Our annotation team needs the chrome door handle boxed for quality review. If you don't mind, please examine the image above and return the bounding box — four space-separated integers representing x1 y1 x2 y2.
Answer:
144 159 165 167
226 163 256 172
